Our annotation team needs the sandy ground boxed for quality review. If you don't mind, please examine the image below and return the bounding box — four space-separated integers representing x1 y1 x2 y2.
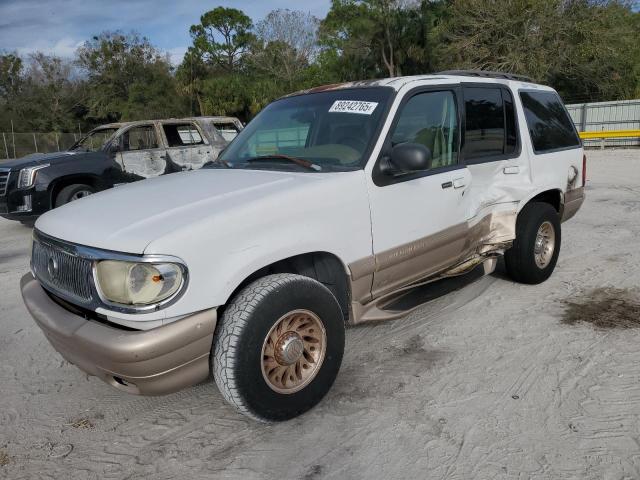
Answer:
1 150 640 480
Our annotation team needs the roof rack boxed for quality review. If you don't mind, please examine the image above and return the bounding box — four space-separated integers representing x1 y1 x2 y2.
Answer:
436 70 533 83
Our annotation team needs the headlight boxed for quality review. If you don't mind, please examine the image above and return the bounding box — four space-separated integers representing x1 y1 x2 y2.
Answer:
94 260 185 307
18 164 49 189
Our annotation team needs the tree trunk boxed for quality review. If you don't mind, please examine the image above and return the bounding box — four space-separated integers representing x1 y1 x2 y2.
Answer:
381 42 394 78
196 91 206 116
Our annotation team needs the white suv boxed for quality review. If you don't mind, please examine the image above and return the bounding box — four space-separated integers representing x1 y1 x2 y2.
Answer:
21 71 585 421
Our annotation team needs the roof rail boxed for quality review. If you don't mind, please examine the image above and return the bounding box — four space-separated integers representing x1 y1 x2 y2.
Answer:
436 70 534 83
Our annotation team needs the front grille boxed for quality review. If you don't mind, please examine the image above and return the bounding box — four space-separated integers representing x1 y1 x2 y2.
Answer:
32 238 94 304
0 169 9 196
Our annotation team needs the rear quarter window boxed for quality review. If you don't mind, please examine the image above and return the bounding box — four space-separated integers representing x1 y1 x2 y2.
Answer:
519 91 580 153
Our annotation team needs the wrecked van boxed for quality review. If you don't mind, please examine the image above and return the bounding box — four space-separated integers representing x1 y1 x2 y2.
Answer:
21 71 584 421
0 116 242 223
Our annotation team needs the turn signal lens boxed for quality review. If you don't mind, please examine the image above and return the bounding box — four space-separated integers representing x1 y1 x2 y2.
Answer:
95 260 184 306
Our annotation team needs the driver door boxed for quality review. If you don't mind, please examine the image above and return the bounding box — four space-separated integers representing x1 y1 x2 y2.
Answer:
366 88 472 298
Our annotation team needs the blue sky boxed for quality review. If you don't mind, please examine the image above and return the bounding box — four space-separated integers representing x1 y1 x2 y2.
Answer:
0 0 332 64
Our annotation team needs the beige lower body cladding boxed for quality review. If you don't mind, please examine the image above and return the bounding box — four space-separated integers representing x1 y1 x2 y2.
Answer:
20 274 217 395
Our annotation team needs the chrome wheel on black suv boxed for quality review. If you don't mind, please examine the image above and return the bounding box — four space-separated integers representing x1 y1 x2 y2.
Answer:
55 184 95 207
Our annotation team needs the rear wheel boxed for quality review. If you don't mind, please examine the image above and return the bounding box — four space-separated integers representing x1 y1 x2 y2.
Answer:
505 202 561 284
212 273 345 422
55 184 95 207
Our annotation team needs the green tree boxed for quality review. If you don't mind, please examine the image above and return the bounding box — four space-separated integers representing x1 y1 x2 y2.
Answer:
175 47 210 116
77 31 186 122
437 0 640 101
189 7 254 72
0 52 83 132
320 0 434 79
0 53 24 131
250 9 319 89
23 53 78 131
0 53 22 101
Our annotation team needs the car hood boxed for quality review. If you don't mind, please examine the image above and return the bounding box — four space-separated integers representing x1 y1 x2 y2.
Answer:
0 150 99 169
35 168 336 253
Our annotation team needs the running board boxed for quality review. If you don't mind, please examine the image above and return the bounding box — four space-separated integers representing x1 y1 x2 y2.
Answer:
351 257 497 324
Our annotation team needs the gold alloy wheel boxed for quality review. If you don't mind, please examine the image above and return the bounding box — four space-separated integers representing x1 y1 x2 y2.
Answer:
534 221 556 269
261 309 327 394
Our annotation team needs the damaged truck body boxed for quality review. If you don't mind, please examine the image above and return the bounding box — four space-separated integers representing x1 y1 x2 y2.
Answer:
21 71 585 421
0 116 243 222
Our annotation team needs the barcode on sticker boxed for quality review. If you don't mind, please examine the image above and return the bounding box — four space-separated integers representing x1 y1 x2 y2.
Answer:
329 100 378 115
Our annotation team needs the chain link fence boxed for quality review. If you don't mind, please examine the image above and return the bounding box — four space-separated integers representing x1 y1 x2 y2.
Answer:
1 132 83 161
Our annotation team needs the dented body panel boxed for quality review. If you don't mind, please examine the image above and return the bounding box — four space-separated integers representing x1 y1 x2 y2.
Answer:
112 117 242 180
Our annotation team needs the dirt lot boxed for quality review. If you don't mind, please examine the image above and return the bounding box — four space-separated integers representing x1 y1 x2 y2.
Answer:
1 150 640 480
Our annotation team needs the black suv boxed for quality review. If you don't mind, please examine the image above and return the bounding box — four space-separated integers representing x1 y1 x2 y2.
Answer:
0 116 242 224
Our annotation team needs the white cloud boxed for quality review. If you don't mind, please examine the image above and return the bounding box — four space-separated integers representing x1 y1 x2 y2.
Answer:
16 37 85 58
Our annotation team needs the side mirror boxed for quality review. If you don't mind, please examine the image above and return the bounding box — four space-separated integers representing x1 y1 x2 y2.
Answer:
389 143 432 173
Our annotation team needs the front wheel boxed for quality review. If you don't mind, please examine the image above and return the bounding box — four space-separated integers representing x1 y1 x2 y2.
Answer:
505 202 561 284
212 273 345 422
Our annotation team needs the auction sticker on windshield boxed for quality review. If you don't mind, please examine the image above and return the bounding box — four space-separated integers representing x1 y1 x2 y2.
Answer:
329 100 378 115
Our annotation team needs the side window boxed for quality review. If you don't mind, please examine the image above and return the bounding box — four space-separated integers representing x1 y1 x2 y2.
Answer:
122 126 158 151
519 91 580 153
163 123 204 147
390 90 459 169
214 122 240 142
463 87 505 159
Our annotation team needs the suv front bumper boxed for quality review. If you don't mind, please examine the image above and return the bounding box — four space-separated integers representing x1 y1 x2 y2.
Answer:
0 185 50 221
20 273 217 395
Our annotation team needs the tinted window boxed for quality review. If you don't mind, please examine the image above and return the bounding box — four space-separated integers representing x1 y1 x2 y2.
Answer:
520 91 580 152
391 90 459 168
122 126 158 151
464 87 504 159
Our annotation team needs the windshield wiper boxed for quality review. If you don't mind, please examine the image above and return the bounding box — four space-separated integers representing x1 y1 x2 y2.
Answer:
246 154 322 172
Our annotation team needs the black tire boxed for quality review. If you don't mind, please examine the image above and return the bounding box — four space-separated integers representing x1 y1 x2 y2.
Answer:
212 273 345 422
505 201 561 284
54 184 95 207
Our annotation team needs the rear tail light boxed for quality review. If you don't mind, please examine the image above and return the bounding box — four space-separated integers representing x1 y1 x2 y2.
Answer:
582 154 587 187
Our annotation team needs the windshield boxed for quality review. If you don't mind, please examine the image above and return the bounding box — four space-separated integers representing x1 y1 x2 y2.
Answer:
70 128 118 152
216 87 394 172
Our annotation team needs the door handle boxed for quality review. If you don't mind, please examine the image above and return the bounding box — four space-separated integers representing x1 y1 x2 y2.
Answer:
453 177 466 189
503 166 520 175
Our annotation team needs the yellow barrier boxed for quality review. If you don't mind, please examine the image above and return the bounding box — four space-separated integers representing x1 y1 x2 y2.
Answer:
579 129 640 139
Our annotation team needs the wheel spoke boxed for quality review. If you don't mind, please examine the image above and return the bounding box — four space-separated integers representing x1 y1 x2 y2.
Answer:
261 309 327 394
534 221 555 269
